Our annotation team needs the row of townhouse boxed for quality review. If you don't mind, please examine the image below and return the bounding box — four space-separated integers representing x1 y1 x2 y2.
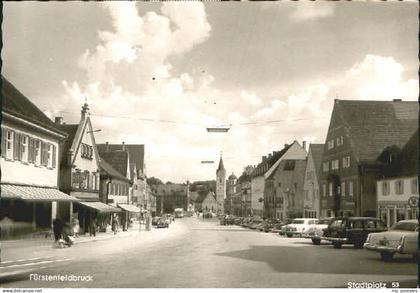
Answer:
0 77 155 238
225 99 418 226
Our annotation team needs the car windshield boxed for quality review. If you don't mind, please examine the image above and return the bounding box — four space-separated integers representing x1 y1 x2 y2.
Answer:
390 222 418 231
292 220 304 224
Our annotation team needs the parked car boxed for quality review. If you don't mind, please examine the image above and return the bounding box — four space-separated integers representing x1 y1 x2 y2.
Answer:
220 215 235 225
285 218 319 238
152 217 161 226
278 219 293 235
156 218 169 228
234 217 244 225
249 218 263 230
270 222 285 233
322 217 387 249
302 218 334 245
364 219 419 261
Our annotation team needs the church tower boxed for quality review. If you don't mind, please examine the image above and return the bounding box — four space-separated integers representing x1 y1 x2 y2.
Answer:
215 154 226 215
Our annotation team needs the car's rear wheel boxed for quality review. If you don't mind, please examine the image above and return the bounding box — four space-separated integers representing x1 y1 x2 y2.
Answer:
332 241 342 249
380 251 394 262
312 239 321 245
286 233 293 238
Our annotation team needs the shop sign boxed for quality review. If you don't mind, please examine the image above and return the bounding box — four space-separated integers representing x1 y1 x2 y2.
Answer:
408 196 418 208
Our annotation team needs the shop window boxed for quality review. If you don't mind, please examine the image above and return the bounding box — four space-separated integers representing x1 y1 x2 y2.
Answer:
395 180 404 195
397 209 405 222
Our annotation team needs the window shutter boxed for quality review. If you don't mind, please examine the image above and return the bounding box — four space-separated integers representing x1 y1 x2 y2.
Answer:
13 132 21 160
28 137 33 163
52 144 56 168
41 142 46 166
1 128 6 158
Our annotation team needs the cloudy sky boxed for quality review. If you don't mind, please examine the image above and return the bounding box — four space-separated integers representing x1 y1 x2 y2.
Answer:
3 2 418 182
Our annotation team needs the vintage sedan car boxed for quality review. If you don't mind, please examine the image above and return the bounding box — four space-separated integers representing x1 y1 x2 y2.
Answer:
156 218 169 228
285 218 319 238
152 217 161 226
322 217 387 249
278 219 293 235
364 219 419 261
302 218 334 245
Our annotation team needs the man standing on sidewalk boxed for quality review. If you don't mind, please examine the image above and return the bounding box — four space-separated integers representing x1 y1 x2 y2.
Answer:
53 218 63 243
90 217 97 237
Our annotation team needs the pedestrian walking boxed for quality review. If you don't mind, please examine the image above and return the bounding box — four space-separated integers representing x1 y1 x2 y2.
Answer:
52 218 63 242
90 217 97 237
71 218 80 237
112 214 118 235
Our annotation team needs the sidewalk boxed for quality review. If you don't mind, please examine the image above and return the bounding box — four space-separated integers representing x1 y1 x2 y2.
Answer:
1 223 148 262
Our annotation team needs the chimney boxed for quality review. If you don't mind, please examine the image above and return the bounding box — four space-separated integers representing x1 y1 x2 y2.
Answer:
122 141 125 151
268 153 272 158
393 99 402 102
106 142 109 151
55 117 63 125
284 143 289 149
262 156 267 162
302 141 307 151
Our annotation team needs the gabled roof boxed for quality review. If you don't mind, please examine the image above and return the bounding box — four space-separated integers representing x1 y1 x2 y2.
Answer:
98 150 129 178
1 76 66 136
57 124 79 165
380 129 418 178
308 143 324 175
333 100 418 163
267 158 307 181
252 147 289 178
195 193 207 204
99 158 130 182
97 144 145 175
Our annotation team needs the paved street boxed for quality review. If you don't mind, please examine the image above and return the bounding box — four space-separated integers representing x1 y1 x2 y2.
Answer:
1 217 417 288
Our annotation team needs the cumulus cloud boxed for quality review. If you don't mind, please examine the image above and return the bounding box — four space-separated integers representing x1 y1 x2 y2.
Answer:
246 54 418 153
341 54 419 101
59 1 417 182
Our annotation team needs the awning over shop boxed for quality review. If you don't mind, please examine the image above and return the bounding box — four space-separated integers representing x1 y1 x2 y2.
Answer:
118 204 141 213
78 201 121 213
1 184 78 202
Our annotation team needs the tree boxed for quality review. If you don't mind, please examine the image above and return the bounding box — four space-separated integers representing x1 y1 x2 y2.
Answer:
147 177 163 186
